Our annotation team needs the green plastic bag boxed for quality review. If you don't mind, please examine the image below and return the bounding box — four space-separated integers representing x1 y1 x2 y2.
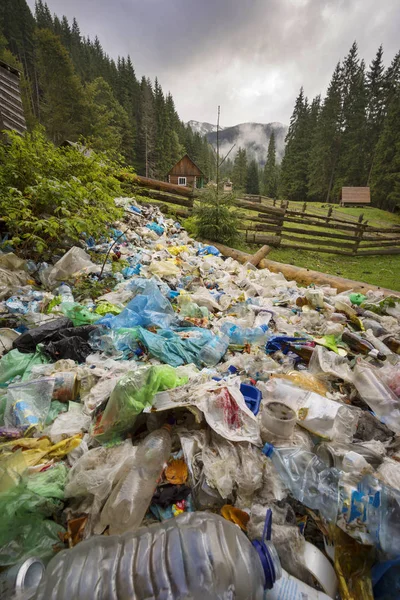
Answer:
59 302 101 326
349 293 367 306
95 300 122 316
0 464 68 566
0 349 49 385
93 365 188 443
45 401 68 426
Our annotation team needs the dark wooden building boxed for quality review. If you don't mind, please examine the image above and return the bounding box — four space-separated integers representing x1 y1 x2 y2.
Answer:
167 154 205 188
0 60 26 136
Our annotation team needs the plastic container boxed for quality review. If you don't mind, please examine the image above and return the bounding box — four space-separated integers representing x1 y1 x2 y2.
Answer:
0 557 44 599
262 402 296 439
240 382 262 415
98 426 172 535
32 511 281 600
221 322 268 345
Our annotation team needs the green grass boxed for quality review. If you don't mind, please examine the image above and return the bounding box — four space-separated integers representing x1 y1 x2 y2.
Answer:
240 202 400 291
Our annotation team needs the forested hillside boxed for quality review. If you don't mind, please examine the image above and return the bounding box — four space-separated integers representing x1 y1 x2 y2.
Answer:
279 42 400 211
0 0 216 179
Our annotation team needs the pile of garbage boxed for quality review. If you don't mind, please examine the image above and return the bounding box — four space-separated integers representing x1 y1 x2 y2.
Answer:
0 197 400 599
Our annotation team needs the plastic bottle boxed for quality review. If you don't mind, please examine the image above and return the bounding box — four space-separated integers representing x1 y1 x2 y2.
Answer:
198 335 229 367
57 283 74 303
221 322 268 345
362 318 388 337
382 335 400 355
98 426 172 535
32 511 282 600
263 444 400 555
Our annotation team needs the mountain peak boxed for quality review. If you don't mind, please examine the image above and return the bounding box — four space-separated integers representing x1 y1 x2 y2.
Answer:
187 121 288 165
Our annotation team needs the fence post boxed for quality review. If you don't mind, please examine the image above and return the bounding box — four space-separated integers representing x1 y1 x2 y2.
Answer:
302 202 307 213
273 199 276 207
353 220 366 255
326 206 333 225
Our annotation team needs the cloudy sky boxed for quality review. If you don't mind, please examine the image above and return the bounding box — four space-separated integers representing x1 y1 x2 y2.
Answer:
26 0 400 127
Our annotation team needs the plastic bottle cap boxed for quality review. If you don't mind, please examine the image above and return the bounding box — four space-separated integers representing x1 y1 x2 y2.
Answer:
262 443 274 458
260 324 268 332
251 509 281 590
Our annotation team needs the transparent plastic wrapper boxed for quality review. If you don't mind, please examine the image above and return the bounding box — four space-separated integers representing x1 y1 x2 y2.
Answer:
46 402 91 443
265 444 400 555
353 362 400 433
98 427 171 534
40 247 98 288
263 378 358 442
5 378 55 430
377 362 400 397
194 382 261 445
92 365 188 443
0 350 49 385
148 259 180 277
308 345 353 382
65 441 135 535
32 512 279 600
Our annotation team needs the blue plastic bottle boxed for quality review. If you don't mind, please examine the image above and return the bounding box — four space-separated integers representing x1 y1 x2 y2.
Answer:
221 322 268 345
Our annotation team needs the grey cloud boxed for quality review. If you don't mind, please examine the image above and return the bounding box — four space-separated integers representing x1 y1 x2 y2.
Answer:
26 0 400 125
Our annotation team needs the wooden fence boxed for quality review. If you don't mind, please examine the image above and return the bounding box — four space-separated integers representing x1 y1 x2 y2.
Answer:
121 179 400 256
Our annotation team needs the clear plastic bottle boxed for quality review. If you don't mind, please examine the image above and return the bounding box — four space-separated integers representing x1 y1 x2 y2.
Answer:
57 283 74 303
32 512 281 600
263 444 400 555
98 426 172 535
221 322 269 345
198 336 229 367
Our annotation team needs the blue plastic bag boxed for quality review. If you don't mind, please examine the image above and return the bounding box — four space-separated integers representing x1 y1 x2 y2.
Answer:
136 327 214 367
99 279 175 330
146 222 165 236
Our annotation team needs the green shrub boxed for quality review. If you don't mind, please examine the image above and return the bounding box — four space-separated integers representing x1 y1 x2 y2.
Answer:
0 128 125 259
193 187 242 246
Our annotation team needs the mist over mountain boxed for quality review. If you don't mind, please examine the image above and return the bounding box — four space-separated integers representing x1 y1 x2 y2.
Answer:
187 121 288 165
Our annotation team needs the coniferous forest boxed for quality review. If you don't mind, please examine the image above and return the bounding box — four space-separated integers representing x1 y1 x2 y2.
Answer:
0 0 216 180
279 42 400 211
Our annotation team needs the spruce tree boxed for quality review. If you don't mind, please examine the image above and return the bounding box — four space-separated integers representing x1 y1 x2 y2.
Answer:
365 45 385 181
35 28 87 143
370 90 400 211
334 43 368 197
279 87 310 200
246 159 260 194
232 148 248 191
263 132 278 197
307 64 342 201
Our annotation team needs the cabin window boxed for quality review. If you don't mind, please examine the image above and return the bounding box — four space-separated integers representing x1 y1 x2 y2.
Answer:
178 177 187 186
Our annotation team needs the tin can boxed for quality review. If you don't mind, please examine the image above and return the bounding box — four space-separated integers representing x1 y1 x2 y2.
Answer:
0 557 44 599
52 372 79 402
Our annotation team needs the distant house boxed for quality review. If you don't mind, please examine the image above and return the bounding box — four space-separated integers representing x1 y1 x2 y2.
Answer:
167 154 205 188
341 187 371 206
0 60 27 136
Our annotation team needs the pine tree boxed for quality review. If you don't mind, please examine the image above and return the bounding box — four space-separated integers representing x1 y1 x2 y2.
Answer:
280 87 310 200
370 90 400 212
307 64 342 201
263 132 278 197
365 45 385 182
232 148 248 190
34 1 53 30
35 28 87 143
334 43 368 196
83 77 131 157
136 76 156 176
383 51 400 115
246 159 260 194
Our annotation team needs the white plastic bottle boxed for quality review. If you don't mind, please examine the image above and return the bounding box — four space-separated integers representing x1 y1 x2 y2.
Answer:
98 426 172 535
32 512 282 600
57 283 74 303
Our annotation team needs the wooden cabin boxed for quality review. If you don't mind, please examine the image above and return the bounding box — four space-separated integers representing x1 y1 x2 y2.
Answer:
0 60 26 136
167 154 205 188
340 187 371 207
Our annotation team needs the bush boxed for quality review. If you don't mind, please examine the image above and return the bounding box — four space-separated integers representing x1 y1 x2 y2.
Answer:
193 186 242 246
0 128 124 259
